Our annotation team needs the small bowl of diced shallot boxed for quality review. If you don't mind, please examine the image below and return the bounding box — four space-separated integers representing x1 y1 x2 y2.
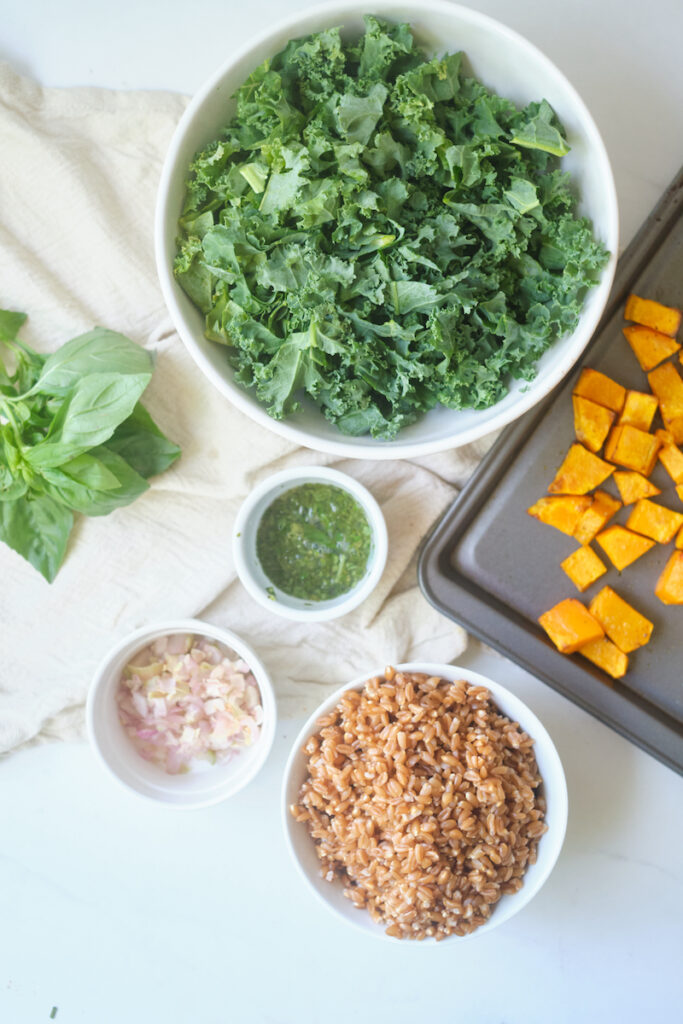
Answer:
87 619 276 808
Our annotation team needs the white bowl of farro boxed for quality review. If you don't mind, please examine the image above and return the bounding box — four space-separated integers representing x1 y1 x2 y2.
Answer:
282 663 567 941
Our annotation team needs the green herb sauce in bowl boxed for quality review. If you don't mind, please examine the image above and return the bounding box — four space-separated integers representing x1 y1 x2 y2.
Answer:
232 466 388 622
256 483 372 601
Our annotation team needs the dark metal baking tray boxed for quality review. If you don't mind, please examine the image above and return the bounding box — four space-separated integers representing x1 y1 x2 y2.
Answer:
418 168 683 775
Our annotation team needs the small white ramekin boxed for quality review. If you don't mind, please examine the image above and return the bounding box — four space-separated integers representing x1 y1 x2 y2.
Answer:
232 466 388 622
86 618 276 809
282 662 568 941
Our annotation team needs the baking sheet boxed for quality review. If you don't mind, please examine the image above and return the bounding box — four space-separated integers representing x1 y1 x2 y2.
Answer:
418 169 683 774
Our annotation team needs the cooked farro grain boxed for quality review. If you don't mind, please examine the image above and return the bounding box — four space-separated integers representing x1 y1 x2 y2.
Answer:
291 669 547 940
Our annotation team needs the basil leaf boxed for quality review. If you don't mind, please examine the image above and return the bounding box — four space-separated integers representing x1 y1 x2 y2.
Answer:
0 309 44 393
0 312 180 581
0 465 28 502
60 452 122 491
0 354 13 390
60 373 153 444
0 492 73 582
40 447 149 517
12 349 45 394
30 329 153 397
1 429 21 473
9 400 33 424
25 371 152 469
0 309 27 341
0 479 28 502
105 402 181 478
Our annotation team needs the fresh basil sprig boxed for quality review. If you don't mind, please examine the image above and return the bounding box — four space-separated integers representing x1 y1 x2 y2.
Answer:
0 310 181 581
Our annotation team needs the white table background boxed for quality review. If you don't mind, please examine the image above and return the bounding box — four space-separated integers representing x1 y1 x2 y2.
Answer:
2 2 683 1022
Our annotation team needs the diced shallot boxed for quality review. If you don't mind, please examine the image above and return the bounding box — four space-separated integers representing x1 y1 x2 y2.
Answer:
116 634 263 774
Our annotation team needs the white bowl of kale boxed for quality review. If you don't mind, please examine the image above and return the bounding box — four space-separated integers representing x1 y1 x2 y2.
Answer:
156 0 618 459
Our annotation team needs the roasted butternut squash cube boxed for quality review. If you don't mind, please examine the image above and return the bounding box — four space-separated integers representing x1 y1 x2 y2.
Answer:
527 496 592 536
588 586 654 653
578 636 629 679
574 490 622 545
612 471 661 506
603 426 621 462
604 424 660 475
618 390 659 432
648 363 683 422
572 395 615 453
676 520 683 547
622 324 681 370
655 428 675 447
624 293 682 336
595 525 655 571
548 444 614 495
560 546 607 592
658 443 683 484
676 486 683 508
626 498 683 544
573 368 626 414
654 551 683 605
663 415 683 445
538 598 604 654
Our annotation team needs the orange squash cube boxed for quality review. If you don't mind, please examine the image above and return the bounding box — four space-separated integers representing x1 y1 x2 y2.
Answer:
595 525 655 571
612 471 661 506
618 390 659 432
658 443 683 484
578 636 629 679
626 498 683 544
663 415 683 445
538 598 604 654
676 520 683 547
573 368 626 414
604 424 660 476
560 546 607 592
572 395 615 453
548 444 614 495
622 324 681 370
624 293 682 336
603 426 620 461
588 586 654 653
648 363 683 422
654 551 683 605
574 490 622 545
527 496 592 536
655 428 675 447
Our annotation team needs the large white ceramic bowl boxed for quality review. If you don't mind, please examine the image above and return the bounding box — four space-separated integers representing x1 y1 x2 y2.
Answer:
87 619 276 809
156 0 618 459
282 662 568 941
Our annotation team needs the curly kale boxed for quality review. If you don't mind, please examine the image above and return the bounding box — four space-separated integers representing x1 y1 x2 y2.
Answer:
175 16 608 440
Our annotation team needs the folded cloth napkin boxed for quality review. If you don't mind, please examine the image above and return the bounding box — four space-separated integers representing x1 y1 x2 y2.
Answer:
0 63 490 754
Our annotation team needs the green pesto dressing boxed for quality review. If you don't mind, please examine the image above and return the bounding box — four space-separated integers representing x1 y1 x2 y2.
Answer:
256 483 372 601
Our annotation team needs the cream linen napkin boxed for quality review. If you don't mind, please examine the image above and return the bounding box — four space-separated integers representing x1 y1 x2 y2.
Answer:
0 63 488 754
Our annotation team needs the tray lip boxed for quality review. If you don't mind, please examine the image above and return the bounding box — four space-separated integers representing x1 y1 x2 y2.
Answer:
418 167 683 776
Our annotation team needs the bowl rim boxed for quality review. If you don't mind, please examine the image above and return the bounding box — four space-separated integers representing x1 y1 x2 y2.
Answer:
281 660 569 941
232 466 388 621
86 617 277 809
155 0 619 460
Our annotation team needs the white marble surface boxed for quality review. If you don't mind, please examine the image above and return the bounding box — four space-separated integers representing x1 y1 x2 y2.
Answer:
1 2 683 1022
